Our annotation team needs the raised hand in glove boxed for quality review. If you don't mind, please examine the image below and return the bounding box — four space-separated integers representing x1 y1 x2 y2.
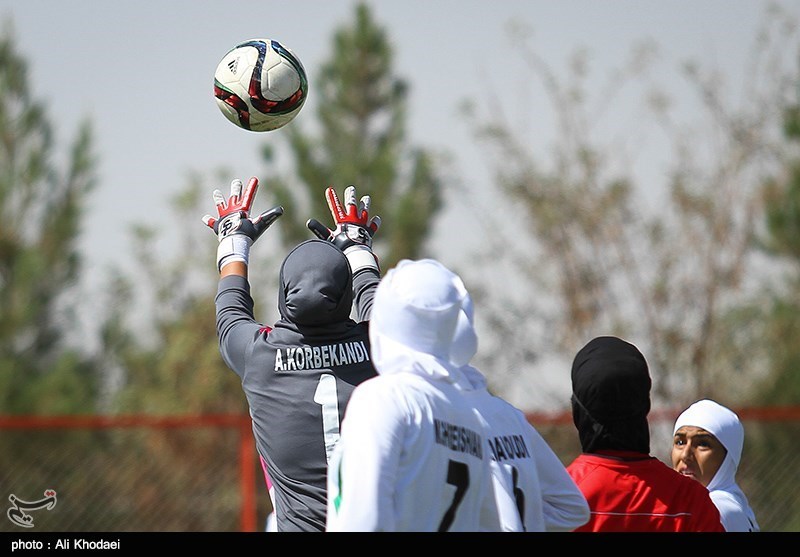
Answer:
202 177 284 272
307 185 381 273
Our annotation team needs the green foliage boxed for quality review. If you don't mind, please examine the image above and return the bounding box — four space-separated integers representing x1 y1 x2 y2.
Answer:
0 19 100 414
759 102 800 266
101 173 248 416
753 95 800 405
109 295 248 415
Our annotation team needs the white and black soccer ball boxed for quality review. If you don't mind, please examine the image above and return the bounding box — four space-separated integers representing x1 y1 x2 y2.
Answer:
213 38 308 132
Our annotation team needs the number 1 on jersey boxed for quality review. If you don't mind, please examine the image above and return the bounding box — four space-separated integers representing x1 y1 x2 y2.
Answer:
314 373 341 463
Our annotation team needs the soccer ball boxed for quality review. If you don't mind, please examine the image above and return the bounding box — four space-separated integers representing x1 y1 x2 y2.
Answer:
213 38 308 132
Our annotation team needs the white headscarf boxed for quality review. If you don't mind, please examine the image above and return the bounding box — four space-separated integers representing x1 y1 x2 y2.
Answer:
673 399 760 532
448 285 488 391
369 259 476 389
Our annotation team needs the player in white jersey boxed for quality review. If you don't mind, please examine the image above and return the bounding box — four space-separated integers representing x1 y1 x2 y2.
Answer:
460 367 590 531
445 273 590 531
326 259 496 532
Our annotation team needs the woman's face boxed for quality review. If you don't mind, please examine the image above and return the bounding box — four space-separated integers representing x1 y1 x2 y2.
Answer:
671 426 728 487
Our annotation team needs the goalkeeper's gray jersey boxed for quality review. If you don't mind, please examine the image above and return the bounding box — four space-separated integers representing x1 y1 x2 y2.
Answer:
215 240 378 532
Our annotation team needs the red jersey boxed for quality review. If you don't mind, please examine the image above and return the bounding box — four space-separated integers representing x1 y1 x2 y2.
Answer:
567 451 725 532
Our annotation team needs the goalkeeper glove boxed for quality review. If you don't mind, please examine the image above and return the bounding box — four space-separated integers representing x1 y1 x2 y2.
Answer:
202 177 284 271
307 185 381 273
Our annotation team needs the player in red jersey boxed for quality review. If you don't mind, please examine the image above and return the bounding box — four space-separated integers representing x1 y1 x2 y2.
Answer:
566 336 724 532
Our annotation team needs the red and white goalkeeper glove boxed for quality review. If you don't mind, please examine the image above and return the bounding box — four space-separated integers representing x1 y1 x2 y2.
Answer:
306 185 381 273
202 177 284 271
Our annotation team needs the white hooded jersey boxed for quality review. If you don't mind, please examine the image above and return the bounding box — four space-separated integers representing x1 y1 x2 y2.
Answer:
326 259 494 532
673 399 760 532
461 366 590 532
326 370 492 531
445 279 589 532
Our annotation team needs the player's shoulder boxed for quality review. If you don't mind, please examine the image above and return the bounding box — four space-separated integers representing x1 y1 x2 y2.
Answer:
349 373 419 407
494 396 529 424
475 393 533 429
666 464 709 492
709 488 742 508
565 454 595 480
373 370 447 393
655 461 722 504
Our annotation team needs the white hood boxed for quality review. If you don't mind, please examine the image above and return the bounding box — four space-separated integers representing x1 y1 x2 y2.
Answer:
673 399 743 488
369 259 477 389
673 399 759 531
448 286 487 391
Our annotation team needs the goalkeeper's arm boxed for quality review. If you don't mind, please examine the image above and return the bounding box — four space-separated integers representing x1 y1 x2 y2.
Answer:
306 185 381 275
202 177 284 278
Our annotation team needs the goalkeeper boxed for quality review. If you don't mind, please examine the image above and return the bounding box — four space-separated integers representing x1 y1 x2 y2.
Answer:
203 178 381 532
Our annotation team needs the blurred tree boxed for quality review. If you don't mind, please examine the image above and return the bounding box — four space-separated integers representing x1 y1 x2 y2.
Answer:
753 91 800 405
255 2 445 272
726 92 800 533
101 170 248 416
460 5 800 410
0 20 105 528
95 171 273 524
0 19 100 414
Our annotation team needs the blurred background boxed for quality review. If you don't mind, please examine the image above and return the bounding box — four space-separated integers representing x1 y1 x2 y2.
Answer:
1 0 799 531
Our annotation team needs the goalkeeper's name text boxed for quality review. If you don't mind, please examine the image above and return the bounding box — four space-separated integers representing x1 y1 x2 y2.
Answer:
274 341 370 371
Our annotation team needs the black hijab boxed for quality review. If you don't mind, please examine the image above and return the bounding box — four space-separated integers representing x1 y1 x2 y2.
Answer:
278 239 353 326
571 336 652 454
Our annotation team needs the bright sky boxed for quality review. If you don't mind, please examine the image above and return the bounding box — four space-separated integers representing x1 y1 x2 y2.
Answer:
1 0 796 406
1 0 785 263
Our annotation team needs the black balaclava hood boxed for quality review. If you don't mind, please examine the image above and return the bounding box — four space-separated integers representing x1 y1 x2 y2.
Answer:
278 239 353 326
570 336 652 454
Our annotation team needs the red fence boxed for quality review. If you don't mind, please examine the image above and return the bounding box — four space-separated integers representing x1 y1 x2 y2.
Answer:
2 406 799 531
0 414 265 532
